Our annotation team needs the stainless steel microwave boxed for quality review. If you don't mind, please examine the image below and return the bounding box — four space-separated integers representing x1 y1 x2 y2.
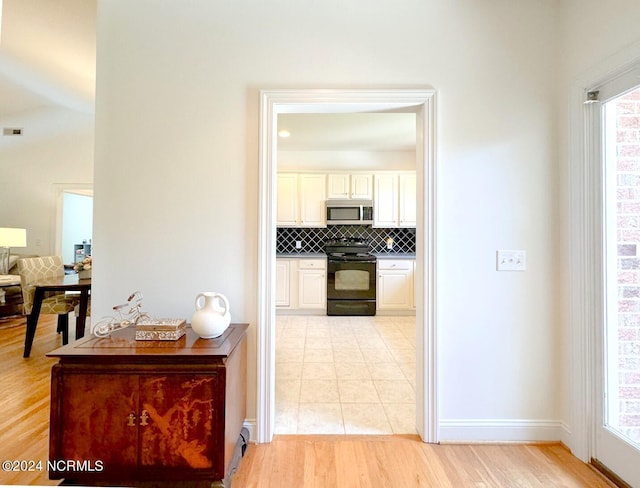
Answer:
326 200 374 225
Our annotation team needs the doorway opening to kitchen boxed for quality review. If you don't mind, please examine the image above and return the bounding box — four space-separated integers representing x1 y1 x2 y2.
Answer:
275 113 417 436
257 89 437 444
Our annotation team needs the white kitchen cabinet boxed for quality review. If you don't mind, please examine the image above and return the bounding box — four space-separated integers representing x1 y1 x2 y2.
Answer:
351 174 373 199
277 173 326 227
327 174 350 199
399 173 417 227
327 173 373 200
277 174 298 226
275 259 291 307
373 172 416 228
276 257 326 311
377 259 413 310
299 174 326 227
373 174 398 227
298 259 326 309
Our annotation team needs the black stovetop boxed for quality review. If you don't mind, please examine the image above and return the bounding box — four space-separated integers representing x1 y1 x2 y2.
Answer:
324 237 373 258
327 252 377 263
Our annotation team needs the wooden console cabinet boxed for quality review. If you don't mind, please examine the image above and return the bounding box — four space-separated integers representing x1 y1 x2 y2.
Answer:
47 323 248 487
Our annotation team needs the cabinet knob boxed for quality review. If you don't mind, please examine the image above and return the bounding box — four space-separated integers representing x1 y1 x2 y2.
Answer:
140 410 149 426
127 412 136 427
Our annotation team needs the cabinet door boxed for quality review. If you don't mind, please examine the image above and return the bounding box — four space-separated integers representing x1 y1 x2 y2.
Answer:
399 173 417 227
351 173 373 199
277 174 298 226
377 260 412 310
299 174 326 227
374 174 398 227
52 372 139 474
275 260 290 307
327 174 350 199
298 269 326 309
138 373 221 475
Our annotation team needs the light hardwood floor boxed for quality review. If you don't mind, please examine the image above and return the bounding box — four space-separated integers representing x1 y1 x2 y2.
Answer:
234 435 615 488
0 315 614 487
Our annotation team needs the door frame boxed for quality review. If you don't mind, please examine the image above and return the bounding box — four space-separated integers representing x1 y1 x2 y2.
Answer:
52 183 94 259
256 88 438 443
569 42 640 464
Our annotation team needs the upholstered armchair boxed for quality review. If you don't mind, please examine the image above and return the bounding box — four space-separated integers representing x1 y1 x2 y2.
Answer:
17 256 79 355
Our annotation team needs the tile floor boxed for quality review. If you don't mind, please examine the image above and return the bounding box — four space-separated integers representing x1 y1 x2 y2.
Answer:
275 314 417 435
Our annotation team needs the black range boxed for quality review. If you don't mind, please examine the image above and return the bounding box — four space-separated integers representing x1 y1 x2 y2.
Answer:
325 237 376 316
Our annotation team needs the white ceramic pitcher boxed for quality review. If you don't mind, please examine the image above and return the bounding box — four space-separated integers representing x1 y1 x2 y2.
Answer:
191 292 231 339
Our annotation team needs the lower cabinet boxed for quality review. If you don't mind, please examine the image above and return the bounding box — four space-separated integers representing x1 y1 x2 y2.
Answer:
298 260 326 309
277 256 416 312
377 259 414 311
52 371 220 476
276 257 326 311
275 259 291 307
48 324 248 486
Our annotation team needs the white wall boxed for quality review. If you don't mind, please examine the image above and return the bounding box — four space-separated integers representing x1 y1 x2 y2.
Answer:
0 107 94 257
94 0 560 440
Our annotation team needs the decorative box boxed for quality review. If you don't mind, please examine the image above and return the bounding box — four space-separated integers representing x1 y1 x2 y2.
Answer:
135 318 187 341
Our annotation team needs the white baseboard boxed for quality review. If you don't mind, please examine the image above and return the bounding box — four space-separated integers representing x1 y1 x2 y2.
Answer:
439 419 569 443
243 419 257 442
242 418 572 445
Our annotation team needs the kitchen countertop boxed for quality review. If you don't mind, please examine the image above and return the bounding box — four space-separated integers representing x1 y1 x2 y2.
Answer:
276 252 416 259
276 253 327 258
373 253 416 259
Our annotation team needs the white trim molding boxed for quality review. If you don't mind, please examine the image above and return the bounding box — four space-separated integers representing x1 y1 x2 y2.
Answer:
257 88 438 444
242 419 256 443
568 40 640 462
440 419 570 443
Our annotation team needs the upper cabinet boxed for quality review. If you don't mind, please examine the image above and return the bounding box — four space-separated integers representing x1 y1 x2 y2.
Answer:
277 170 415 229
399 173 417 227
373 171 416 228
299 174 326 226
327 173 373 200
277 173 326 227
373 174 398 227
277 173 299 226
327 174 349 199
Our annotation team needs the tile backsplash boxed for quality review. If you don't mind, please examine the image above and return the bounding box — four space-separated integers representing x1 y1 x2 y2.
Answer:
277 225 416 254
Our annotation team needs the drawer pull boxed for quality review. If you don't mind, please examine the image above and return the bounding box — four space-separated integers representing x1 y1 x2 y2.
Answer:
127 412 136 427
140 410 149 426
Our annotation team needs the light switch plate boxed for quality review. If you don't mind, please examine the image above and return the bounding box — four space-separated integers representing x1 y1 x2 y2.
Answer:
497 250 526 271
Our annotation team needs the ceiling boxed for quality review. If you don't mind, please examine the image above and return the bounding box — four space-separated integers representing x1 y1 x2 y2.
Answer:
0 0 96 125
278 113 416 152
0 1 416 153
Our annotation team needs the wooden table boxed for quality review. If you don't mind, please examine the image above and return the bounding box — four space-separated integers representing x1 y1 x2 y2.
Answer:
23 274 91 358
47 323 248 487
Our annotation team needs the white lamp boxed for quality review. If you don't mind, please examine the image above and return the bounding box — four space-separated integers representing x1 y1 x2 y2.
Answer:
0 228 27 275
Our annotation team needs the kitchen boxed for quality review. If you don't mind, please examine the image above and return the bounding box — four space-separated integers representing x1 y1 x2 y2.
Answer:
274 113 418 435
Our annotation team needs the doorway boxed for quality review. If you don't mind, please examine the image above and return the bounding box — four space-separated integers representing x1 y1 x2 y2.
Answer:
53 184 93 266
257 89 437 443
594 73 640 487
